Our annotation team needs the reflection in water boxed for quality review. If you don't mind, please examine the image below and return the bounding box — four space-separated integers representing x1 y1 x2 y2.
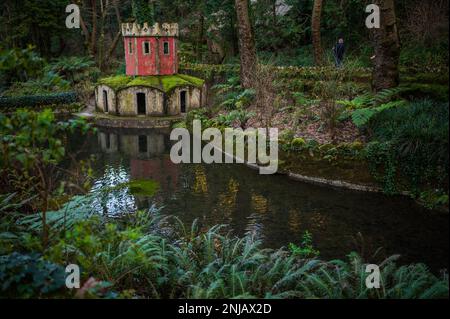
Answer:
77 127 449 272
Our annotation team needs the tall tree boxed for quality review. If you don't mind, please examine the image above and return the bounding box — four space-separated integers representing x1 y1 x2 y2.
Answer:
132 0 154 24
372 0 400 91
235 0 257 88
311 0 323 66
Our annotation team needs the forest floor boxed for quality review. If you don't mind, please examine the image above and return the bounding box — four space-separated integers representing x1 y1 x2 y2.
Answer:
245 104 365 144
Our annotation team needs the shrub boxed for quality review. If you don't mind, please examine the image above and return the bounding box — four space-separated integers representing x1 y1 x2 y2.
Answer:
2 72 70 97
0 252 66 298
47 56 99 84
0 46 45 86
365 99 449 198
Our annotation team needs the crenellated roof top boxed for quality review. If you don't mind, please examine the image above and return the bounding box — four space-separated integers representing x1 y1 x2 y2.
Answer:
121 22 179 37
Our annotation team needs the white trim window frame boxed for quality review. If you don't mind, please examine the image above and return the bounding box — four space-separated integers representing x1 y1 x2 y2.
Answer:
143 41 151 55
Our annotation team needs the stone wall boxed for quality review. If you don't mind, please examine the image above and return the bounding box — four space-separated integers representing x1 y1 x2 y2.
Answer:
95 85 116 114
95 84 204 117
167 86 202 116
117 86 165 116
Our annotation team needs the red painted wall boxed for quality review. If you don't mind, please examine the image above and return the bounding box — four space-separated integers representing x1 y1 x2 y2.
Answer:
124 36 178 76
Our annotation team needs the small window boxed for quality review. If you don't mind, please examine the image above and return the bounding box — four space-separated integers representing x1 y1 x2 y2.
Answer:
128 41 133 55
163 41 170 55
143 41 150 55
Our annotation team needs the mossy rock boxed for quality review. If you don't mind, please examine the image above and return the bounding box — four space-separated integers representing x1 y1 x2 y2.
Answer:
97 74 205 93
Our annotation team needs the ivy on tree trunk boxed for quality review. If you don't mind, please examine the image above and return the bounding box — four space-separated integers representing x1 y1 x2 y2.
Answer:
235 0 257 89
372 0 401 92
312 0 324 66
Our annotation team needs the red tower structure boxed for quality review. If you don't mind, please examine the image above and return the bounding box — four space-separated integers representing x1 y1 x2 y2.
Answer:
121 22 179 76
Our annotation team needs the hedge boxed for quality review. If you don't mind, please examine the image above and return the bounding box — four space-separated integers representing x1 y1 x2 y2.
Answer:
0 92 78 109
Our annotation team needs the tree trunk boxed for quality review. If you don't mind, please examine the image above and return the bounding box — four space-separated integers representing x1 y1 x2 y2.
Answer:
90 0 98 56
196 13 205 61
372 0 401 92
235 0 257 88
312 0 323 66
107 0 123 61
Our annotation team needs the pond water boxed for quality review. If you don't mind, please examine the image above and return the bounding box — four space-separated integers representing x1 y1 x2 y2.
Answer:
72 127 449 272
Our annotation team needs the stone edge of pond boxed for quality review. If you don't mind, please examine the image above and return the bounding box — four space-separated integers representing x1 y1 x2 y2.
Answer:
74 112 182 129
245 162 448 213
244 161 384 193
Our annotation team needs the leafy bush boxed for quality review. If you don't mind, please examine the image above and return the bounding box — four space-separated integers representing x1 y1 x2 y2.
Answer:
0 252 66 298
365 100 449 198
212 109 256 129
289 231 320 259
0 109 93 246
2 72 70 97
47 56 99 84
0 46 45 87
352 100 407 128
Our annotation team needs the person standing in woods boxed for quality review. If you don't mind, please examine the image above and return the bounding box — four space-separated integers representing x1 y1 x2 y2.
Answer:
332 37 346 67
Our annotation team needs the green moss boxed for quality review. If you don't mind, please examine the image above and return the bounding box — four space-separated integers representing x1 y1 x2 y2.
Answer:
97 75 132 90
111 179 160 196
128 76 162 90
177 74 205 87
97 74 204 93
291 138 307 148
127 180 160 196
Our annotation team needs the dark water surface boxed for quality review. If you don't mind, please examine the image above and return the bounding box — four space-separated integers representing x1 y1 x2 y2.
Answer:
72 127 449 272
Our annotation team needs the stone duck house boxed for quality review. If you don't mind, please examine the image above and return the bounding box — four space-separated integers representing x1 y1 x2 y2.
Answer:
95 22 206 117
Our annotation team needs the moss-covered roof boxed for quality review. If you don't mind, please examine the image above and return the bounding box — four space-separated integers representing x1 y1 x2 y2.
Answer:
97 74 205 93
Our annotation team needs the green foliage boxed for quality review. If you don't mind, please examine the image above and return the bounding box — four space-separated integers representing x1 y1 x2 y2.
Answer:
0 109 92 213
47 56 99 84
212 76 255 110
352 100 407 128
338 86 414 128
2 72 70 97
221 89 256 110
17 194 99 233
2 205 447 299
365 100 449 199
0 46 45 87
132 0 155 25
289 231 320 259
0 252 66 298
400 43 449 74
211 109 256 129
